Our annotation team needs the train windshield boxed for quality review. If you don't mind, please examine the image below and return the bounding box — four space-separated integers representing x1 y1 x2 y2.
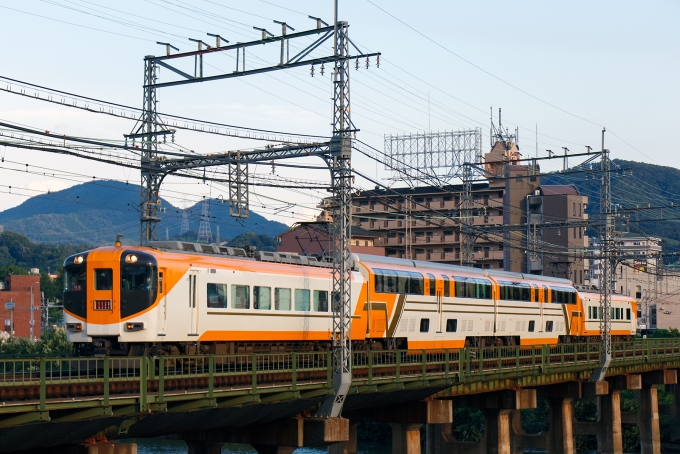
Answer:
64 266 86 292
121 266 157 291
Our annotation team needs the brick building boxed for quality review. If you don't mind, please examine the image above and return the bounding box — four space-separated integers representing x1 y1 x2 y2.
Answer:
0 275 41 339
277 222 386 257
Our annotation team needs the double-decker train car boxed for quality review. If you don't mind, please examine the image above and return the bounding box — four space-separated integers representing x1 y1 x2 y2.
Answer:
63 240 636 356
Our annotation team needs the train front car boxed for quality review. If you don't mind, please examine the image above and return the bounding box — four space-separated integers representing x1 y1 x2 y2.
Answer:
64 247 160 355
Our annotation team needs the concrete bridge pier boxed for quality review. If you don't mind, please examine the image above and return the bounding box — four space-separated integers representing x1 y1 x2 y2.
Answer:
353 399 453 454
671 379 680 442
638 371 675 454
328 421 357 454
181 417 348 454
185 440 224 454
425 389 536 454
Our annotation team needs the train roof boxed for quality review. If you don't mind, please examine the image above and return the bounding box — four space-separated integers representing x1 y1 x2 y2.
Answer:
355 254 574 287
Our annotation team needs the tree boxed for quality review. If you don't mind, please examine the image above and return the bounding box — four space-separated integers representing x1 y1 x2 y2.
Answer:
0 264 28 277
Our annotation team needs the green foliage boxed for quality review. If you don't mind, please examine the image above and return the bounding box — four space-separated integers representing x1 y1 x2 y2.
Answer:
228 232 279 252
521 397 550 434
453 407 485 442
0 231 86 274
647 328 680 338
0 264 28 276
356 422 391 442
0 327 72 356
41 269 64 303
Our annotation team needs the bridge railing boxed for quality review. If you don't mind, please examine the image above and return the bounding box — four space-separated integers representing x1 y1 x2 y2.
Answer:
0 339 679 409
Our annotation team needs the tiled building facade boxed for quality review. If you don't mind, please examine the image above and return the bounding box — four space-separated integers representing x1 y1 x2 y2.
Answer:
0 274 41 339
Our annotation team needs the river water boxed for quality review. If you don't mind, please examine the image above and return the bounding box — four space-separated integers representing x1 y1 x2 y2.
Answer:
126 439 391 454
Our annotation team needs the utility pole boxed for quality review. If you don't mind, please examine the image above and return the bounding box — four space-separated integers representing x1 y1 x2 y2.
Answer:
591 128 612 382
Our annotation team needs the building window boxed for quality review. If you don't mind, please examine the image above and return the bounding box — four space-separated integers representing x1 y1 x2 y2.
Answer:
573 202 576 216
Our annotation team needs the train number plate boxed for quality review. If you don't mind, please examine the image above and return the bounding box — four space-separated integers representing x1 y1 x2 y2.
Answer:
94 300 112 310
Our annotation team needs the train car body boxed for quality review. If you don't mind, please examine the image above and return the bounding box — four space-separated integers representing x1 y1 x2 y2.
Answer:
63 241 637 355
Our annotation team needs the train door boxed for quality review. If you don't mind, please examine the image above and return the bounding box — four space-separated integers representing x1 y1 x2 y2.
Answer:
188 270 199 336
436 278 443 333
156 267 167 336
88 264 119 337
571 310 582 336
540 285 548 332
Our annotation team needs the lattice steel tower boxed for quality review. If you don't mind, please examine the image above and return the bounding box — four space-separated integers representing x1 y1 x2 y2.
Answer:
197 198 213 243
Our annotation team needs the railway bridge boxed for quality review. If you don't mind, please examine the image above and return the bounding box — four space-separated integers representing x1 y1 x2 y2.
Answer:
0 339 678 454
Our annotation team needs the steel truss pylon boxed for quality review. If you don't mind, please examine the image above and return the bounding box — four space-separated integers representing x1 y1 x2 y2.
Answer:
460 163 474 266
131 57 164 245
591 144 613 382
317 20 353 419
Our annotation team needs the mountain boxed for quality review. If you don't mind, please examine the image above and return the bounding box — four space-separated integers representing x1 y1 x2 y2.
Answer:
0 180 289 246
542 159 680 246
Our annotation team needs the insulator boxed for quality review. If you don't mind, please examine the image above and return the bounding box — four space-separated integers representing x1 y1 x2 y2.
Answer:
310 65 315 77
365 57 370 69
320 63 325 76
376 55 380 68
355 58 359 70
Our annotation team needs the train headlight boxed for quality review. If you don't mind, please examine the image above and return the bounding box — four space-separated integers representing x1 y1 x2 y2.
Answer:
67 323 83 332
125 322 144 332
125 254 138 264
74 255 84 264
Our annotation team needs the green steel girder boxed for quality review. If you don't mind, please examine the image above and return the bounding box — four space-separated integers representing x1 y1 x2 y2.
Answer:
0 411 49 428
168 398 216 412
216 394 261 408
50 406 113 423
259 391 301 404
0 340 677 431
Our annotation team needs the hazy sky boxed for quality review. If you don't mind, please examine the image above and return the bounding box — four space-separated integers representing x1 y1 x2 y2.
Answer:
0 0 678 232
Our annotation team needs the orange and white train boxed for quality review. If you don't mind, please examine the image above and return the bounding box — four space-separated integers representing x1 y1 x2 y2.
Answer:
63 241 637 356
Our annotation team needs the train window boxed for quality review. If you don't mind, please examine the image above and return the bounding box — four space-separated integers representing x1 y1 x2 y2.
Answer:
498 281 531 302
121 266 157 291
94 269 112 291
441 275 450 297
373 269 424 295
65 267 87 292
231 285 250 309
550 287 577 304
254 286 271 310
592 306 599 319
314 290 328 312
420 318 430 333
446 319 457 332
427 273 436 296
295 289 310 311
626 308 631 320
207 283 227 308
159 272 163 293
454 277 492 299
275 288 291 311
616 308 621 320
545 321 554 332
528 321 535 332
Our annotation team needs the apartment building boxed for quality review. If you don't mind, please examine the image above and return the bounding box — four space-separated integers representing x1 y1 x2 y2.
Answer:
352 140 541 272
526 184 589 284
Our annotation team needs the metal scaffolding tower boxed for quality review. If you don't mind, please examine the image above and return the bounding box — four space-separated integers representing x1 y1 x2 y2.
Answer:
384 129 483 185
